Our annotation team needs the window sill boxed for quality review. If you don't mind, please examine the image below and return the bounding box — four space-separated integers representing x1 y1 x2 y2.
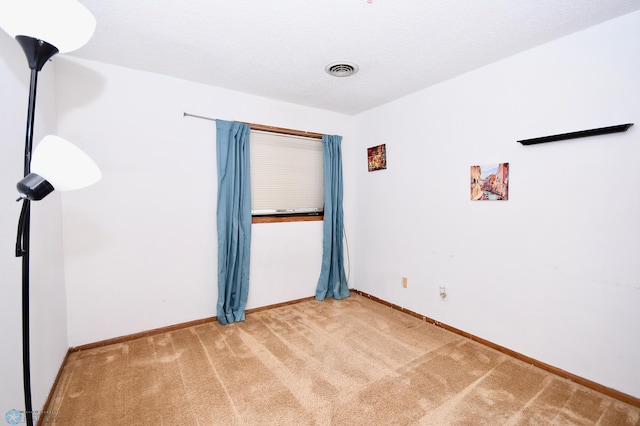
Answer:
252 215 323 224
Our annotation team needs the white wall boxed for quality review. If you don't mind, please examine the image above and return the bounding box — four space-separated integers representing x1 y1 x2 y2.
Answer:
54 58 353 347
0 36 69 416
352 11 640 398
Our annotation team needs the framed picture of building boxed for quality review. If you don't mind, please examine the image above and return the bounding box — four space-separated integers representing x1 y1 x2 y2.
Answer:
367 144 387 172
470 163 509 200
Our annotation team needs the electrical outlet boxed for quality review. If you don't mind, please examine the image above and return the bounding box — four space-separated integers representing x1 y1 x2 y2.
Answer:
402 277 408 288
439 286 447 300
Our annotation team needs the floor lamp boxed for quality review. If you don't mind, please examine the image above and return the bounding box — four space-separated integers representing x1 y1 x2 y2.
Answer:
0 2 99 425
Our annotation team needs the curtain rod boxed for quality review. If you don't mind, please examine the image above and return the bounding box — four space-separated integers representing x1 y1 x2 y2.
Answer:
183 111 217 122
183 111 323 139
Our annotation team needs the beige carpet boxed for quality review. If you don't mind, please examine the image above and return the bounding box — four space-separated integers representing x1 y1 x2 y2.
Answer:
46 294 639 425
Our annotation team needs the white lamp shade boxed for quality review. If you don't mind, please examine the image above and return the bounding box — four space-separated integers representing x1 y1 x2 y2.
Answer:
0 0 96 53
31 135 101 191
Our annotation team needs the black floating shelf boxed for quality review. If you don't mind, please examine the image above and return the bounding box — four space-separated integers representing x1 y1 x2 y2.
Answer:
517 123 634 146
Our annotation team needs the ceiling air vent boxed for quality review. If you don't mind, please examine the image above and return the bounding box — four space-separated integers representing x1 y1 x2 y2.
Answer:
325 62 359 77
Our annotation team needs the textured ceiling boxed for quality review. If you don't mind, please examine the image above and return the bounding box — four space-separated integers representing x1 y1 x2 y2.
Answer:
68 1 640 115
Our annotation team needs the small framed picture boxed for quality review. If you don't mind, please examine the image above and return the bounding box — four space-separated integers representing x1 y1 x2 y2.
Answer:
470 163 509 200
367 144 387 172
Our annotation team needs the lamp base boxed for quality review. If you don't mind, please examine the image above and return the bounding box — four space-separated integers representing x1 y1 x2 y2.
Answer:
15 36 59 71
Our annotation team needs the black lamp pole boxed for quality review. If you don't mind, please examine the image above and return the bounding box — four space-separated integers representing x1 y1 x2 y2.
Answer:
14 35 59 426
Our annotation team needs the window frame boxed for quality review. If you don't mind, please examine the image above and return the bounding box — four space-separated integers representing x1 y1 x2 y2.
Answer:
247 122 324 224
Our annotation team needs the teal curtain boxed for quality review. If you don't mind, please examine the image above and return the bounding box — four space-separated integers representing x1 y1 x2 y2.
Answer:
216 120 252 324
316 134 350 301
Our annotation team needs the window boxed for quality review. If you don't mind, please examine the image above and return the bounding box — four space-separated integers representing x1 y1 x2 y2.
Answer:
250 127 324 224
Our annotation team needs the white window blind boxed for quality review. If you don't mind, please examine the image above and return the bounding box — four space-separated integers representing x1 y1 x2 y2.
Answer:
250 130 324 215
